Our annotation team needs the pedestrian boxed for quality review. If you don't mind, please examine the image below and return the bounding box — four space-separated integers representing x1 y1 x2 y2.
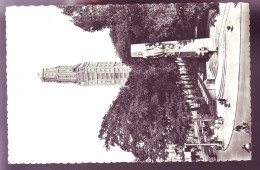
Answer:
241 122 251 134
218 98 226 102
218 98 227 105
234 125 243 132
234 123 251 134
218 98 230 107
215 116 223 120
224 103 231 107
216 116 223 119
227 25 234 32
242 143 251 153
242 122 249 129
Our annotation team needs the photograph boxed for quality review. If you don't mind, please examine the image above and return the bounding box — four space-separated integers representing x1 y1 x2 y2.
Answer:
6 2 250 163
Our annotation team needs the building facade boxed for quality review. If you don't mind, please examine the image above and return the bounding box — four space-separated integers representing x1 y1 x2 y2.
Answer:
38 61 131 86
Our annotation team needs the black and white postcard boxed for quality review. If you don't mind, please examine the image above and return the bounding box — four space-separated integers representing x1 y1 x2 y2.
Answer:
6 2 250 163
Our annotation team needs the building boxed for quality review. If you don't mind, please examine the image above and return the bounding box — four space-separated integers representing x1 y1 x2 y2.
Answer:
38 61 131 86
197 73 216 115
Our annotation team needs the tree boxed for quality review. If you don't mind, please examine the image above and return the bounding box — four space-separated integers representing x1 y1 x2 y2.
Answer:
60 4 218 68
98 65 191 162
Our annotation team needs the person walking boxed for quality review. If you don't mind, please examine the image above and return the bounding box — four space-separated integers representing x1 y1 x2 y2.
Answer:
217 98 230 107
215 116 223 119
242 143 251 153
242 122 249 129
217 98 227 103
242 122 251 134
234 125 243 132
234 123 251 134
224 102 231 107
227 25 234 32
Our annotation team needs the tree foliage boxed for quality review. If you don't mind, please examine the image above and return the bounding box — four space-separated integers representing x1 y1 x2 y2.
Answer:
98 65 192 162
60 3 217 68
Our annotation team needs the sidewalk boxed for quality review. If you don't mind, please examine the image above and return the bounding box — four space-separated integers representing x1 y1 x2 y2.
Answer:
216 3 251 160
209 3 243 150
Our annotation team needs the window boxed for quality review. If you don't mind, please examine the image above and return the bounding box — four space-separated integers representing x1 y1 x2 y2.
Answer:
92 73 95 80
115 73 119 78
106 73 111 79
119 73 123 78
88 73 92 80
111 73 114 78
102 73 106 79
97 73 101 79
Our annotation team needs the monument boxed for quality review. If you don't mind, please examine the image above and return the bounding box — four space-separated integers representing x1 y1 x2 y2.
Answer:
131 38 217 59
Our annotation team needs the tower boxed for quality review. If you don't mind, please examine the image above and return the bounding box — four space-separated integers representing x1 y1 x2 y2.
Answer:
38 61 131 86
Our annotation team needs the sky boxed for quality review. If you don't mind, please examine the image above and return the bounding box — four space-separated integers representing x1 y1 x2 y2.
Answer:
6 6 134 163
